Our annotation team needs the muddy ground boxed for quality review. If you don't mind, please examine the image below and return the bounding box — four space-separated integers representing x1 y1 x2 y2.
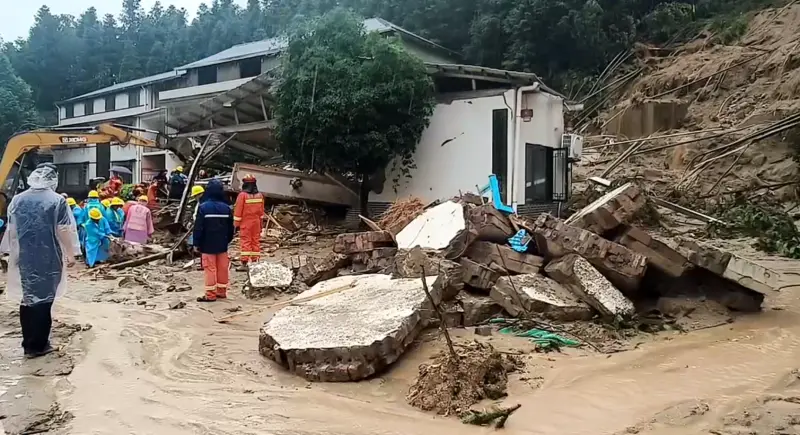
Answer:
1 237 800 434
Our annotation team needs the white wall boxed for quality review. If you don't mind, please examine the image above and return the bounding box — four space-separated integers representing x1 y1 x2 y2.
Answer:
371 91 514 204
371 88 564 206
510 90 564 206
53 148 97 180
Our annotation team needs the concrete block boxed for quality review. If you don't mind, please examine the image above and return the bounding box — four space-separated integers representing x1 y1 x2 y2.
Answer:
296 253 350 286
490 274 594 321
248 261 294 290
616 226 691 277
456 291 503 326
566 183 646 235
532 214 647 294
393 249 463 301
672 237 731 275
466 241 543 275
333 231 394 254
545 254 635 318
352 248 397 270
259 274 441 382
459 258 501 291
466 204 515 244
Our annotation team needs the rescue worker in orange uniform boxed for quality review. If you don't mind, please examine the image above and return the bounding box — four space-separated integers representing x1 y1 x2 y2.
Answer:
233 174 264 268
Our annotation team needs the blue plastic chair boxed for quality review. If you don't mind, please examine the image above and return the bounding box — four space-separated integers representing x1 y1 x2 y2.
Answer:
477 174 514 213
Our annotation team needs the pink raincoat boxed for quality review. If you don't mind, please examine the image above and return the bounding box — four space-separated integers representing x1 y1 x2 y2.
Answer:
123 203 154 245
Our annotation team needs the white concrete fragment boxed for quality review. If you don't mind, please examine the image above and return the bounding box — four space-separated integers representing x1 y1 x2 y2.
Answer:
545 254 635 318
248 261 294 289
259 274 440 381
396 201 465 250
572 256 635 317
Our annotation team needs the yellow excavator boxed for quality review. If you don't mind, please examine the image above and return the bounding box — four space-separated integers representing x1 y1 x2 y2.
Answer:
0 123 169 219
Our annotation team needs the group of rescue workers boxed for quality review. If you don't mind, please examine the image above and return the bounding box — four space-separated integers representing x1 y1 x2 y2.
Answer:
3 162 267 358
64 172 265 303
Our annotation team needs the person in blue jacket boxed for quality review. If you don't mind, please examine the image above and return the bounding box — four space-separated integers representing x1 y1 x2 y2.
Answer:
105 197 125 237
67 198 85 251
84 190 104 216
193 178 234 302
83 208 112 268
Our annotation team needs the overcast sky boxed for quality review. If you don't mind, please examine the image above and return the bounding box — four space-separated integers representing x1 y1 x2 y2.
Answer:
0 0 245 42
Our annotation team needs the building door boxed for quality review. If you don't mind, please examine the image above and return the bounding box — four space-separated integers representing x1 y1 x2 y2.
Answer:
96 144 111 181
491 109 509 201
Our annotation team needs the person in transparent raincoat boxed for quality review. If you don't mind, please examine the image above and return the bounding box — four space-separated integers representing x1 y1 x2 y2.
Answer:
1 163 80 358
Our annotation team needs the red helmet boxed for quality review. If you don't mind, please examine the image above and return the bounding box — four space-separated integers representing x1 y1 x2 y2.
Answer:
242 174 256 183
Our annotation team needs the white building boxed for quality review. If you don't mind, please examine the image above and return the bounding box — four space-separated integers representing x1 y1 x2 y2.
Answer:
55 18 575 213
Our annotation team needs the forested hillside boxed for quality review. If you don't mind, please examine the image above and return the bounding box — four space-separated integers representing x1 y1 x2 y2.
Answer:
0 0 788 132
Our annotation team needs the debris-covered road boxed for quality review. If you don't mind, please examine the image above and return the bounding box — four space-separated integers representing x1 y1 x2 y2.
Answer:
0 251 799 434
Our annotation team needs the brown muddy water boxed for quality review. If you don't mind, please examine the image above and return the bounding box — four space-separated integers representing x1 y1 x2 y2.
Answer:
2 257 800 435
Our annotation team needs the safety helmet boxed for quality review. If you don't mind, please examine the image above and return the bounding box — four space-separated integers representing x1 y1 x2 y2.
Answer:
111 197 125 206
175 166 184 173
138 195 149 202
88 190 100 198
66 198 77 207
191 186 205 197
88 208 103 220
242 173 256 183
101 199 112 208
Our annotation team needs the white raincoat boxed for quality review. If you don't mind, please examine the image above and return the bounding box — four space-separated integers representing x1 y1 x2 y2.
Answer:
1 165 80 306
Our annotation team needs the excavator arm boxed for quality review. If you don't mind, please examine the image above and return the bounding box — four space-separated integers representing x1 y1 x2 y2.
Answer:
0 123 168 217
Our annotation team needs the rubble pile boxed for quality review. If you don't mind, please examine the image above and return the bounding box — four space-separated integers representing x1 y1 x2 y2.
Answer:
406 341 522 416
258 185 777 382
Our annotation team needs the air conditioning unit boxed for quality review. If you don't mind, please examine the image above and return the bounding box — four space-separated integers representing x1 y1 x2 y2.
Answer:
561 133 583 160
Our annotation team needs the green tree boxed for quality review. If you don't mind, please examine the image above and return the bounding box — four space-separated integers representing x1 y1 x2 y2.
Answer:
275 10 436 215
0 52 39 145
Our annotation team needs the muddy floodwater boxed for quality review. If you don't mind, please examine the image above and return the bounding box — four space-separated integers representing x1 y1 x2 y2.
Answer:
2 256 800 435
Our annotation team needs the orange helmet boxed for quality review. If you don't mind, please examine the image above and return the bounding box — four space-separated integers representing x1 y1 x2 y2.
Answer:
242 174 256 183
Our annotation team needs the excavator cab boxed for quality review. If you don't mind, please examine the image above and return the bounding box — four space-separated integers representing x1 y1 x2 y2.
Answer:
0 123 168 221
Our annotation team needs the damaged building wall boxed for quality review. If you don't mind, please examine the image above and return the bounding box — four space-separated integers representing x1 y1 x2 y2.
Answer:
371 88 564 207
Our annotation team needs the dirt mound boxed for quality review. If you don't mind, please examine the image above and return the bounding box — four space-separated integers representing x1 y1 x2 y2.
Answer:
582 4 800 208
406 341 523 416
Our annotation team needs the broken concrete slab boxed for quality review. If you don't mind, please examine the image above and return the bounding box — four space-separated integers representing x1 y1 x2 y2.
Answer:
396 201 465 250
460 258 501 291
532 213 647 294
672 237 779 294
545 254 635 318
296 253 350 286
616 226 691 277
283 255 309 270
466 204 515 244
334 231 394 254
248 261 294 290
466 241 543 275
490 274 594 321
565 183 646 235
672 237 731 275
456 291 503 326
259 274 441 382
392 249 464 301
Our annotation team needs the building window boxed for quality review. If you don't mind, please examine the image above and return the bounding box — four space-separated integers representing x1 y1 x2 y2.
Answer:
57 163 89 188
128 90 141 107
65 104 74 119
111 160 135 184
240 57 262 79
105 95 116 112
198 66 217 85
84 101 94 116
491 109 509 201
